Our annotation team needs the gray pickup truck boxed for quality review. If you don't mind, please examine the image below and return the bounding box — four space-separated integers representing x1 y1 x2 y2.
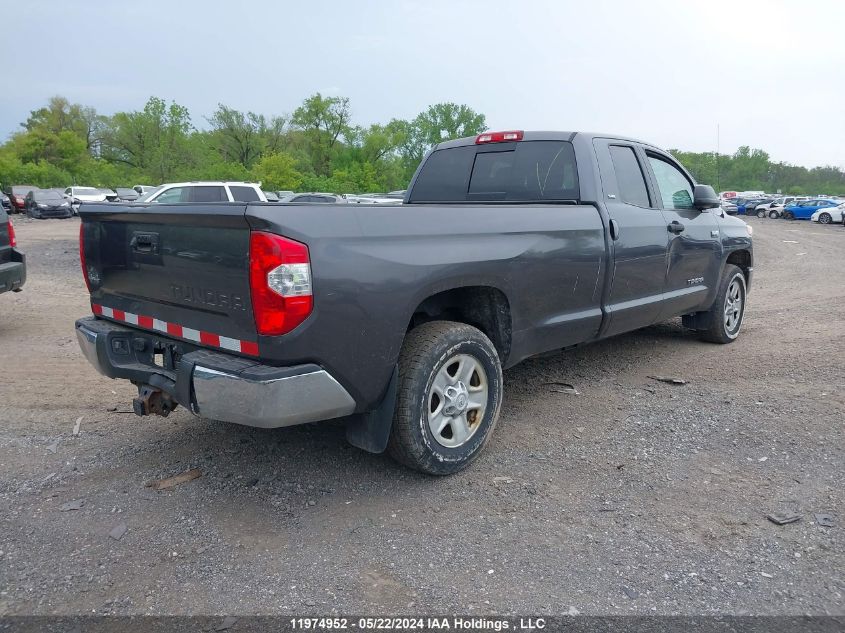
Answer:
75 131 753 474
0 207 25 294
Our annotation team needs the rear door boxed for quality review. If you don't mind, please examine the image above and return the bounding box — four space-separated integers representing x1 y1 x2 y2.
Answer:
593 139 668 336
642 150 721 319
81 203 257 353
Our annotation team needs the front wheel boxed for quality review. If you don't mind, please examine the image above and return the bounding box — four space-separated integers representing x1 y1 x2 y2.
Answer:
768 210 780 219
696 264 747 344
387 321 503 475
818 212 832 225
756 209 766 218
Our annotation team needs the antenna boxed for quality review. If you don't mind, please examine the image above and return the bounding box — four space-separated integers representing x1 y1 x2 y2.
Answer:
716 123 721 193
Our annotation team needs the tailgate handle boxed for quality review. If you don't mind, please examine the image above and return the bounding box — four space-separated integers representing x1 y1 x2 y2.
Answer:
130 232 159 253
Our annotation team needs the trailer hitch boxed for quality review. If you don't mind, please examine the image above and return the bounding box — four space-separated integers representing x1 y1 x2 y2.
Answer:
133 385 178 417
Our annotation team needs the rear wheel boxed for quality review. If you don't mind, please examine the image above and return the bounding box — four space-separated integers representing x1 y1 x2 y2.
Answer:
387 321 503 475
783 211 795 220
768 210 779 219
696 264 747 344
756 209 766 218
818 212 832 225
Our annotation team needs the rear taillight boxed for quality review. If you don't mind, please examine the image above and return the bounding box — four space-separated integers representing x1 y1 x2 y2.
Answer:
79 223 92 292
13 196 24 207
7 220 16 247
476 130 524 144
249 231 313 336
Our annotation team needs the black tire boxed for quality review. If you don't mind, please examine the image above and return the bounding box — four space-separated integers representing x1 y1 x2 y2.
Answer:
783 211 795 220
818 212 832 225
696 264 747 344
756 209 766 218
768 210 779 219
387 320 503 475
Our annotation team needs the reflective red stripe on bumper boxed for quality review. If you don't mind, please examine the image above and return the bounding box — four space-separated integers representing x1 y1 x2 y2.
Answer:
91 303 259 357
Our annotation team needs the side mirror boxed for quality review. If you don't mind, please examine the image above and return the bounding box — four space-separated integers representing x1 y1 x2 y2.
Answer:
693 184 721 210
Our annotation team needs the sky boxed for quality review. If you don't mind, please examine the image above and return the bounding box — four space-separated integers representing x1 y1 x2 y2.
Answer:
2 0 844 168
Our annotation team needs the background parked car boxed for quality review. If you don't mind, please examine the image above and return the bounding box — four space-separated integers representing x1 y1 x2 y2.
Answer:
737 197 771 214
756 196 808 218
64 186 107 203
721 200 738 215
6 185 39 213
140 181 267 203
0 206 25 294
114 188 140 202
811 202 845 224
783 198 841 220
133 185 158 196
0 192 10 212
99 188 119 202
25 189 73 219
263 191 280 202
282 192 348 204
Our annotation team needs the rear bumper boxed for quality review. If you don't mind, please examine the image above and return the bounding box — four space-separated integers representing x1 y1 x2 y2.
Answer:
75 316 356 428
0 251 26 293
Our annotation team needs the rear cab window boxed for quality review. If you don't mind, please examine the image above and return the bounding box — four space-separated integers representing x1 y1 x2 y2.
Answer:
410 141 579 203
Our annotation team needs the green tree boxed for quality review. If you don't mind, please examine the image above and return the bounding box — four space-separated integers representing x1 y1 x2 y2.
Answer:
23 96 103 154
207 104 287 169
251 152 303 191
99 97 194 182
291 93 351 176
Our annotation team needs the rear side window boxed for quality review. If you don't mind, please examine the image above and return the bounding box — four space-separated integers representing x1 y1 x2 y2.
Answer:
410 141 579 203
229 186 261 202
609 146 650 207
189 186 227 202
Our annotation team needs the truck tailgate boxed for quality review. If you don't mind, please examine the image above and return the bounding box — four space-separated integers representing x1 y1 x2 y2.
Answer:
80 203 258 355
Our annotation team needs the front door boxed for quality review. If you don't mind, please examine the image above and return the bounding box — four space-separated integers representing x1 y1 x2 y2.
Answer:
643 151 722 319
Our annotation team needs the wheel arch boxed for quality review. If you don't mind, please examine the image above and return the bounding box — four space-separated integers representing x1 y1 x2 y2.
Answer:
406 285 512 365
725 249 752 283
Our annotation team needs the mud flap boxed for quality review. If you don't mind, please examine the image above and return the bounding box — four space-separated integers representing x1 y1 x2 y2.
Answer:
683 310 715 331
345 366 398 454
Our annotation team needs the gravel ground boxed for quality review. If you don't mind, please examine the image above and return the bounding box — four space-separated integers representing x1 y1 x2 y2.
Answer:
0 215 842 616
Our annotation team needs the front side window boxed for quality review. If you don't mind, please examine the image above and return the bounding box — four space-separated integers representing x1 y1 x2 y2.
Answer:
609 145 651 207
229 185 261 202
647 155 694 210
153 187 186 204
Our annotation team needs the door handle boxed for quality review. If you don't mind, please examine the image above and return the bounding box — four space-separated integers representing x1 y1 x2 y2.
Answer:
667 221 685 234
609 219 620 241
